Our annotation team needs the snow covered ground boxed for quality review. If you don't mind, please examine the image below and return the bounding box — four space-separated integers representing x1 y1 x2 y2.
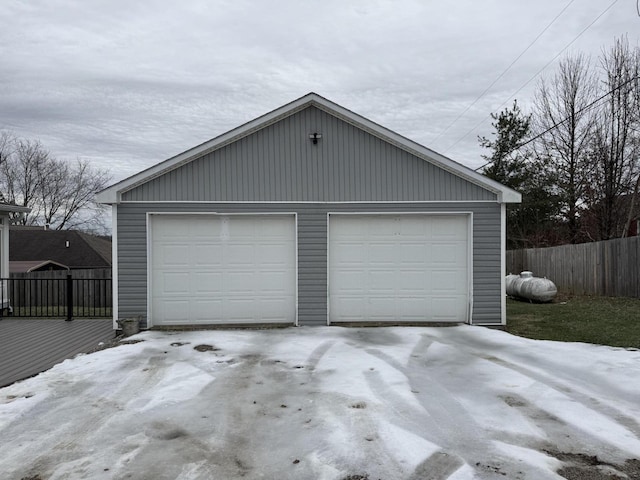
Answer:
0 326 639 480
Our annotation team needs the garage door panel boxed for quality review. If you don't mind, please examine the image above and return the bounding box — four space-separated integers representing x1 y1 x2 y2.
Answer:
333 297 366 321
395 270 429 291
256 298 293 320
151 215 296 326
431 296 467 321
226 271 258 294
153 219 185 237
255 244 293 265
258 271 294 293
431 271 463 293
158 245 191 266
433 217 467 235
224 298 255 321
396 220 419 234
161 300 191 323
400 244 429 263
258 221 291 237
193 272 223 293
398 297 430 316
192 300 223 321
431 243 466 265
329 214 469 324
332 270 367 292
336 218 367 236
158 272 190 294
226 244 255 264
369 243 400 263
369 270 396 292
331 242 367 263
194 245 222 266
368 297 400 316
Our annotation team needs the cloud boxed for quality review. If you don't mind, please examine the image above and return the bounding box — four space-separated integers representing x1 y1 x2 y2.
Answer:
1 0 638 180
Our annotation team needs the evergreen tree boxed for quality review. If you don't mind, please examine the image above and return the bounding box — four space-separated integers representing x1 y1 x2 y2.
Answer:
479 101 560 248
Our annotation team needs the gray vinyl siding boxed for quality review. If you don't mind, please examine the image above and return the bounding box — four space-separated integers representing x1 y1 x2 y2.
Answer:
116 202 502 327
122 107 497 203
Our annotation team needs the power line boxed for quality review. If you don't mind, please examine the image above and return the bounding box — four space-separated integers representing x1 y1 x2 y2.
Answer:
473 74 639 172
430 0 577 145
443 0 620 155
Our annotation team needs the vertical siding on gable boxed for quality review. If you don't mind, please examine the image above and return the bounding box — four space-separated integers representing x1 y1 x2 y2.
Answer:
117 202 502 328
122 107 497 203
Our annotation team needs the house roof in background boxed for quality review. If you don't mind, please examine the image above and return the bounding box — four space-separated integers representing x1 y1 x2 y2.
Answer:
9 228 112 269
96 92 522 205
10 260 70 273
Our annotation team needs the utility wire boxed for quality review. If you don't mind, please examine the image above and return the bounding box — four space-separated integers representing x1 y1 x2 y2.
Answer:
473 74 639 172
443 0 620 155
430 0 577 145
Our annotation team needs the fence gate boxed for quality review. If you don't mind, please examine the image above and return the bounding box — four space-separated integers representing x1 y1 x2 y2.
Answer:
0 273 112 319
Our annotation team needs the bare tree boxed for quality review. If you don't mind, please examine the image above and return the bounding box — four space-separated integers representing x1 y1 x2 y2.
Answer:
533 54 598 243
0 131 15 203
0 132 111 231
38 158 112 230
585 37 640 240
0 135 50 223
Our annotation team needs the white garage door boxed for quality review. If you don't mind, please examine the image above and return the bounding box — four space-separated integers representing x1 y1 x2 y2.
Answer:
150 214 296 326
328 214 470 323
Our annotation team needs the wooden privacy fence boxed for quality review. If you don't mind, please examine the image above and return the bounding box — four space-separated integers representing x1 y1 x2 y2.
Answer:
1 269 112 318
507 237 640 298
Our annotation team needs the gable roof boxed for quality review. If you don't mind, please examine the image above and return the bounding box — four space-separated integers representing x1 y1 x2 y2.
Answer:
9 227 112 269
10 260 70 273
96 92 521 204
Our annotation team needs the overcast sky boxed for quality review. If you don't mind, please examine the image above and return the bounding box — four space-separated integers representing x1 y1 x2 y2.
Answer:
1 0 639 184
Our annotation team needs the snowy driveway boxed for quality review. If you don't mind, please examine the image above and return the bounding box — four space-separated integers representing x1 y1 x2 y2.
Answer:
1 326 639 480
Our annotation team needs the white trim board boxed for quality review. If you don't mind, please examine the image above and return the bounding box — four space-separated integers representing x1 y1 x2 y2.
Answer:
111 205 119 329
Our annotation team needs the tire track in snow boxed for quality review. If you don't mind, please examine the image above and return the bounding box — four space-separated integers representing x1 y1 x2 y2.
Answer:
433 331 640 440
407 451 465 480
498 391 638 463
483 353 640 439
13 347 172 480
305 340 335 370
303 337 411 479
423 331 640 467
120 336 335 479
362 337 555 479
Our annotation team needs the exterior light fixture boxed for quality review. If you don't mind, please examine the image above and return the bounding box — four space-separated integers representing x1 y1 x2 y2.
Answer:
309 132 322 144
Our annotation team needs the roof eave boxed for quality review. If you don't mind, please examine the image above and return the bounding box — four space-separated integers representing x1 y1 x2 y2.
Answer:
97 92 522 205
96 94 322 205
0 204 32 214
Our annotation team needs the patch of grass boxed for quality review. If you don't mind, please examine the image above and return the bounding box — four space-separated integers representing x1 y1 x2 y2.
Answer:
506 294 640 349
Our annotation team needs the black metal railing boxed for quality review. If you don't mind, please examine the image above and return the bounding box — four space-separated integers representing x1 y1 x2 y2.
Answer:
0 274 112 319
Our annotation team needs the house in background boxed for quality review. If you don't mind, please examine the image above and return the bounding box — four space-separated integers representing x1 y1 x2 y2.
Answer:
98 93 521 330
9 260 71 273
9 227 112 273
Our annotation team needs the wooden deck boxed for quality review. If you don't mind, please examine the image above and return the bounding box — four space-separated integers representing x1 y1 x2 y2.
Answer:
0 318 115 388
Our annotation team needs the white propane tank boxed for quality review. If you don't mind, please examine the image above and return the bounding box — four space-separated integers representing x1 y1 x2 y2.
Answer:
506 271 557 303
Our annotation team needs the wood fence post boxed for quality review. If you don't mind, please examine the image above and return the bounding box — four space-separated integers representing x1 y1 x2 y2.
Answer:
66 273 73 321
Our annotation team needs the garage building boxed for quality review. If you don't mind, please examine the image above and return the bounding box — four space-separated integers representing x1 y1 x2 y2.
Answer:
97 93 521 329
